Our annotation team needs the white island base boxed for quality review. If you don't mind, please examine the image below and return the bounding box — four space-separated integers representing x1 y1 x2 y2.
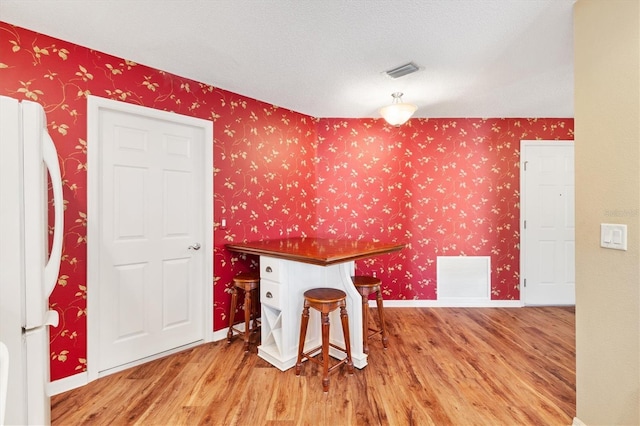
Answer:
257 256 367 371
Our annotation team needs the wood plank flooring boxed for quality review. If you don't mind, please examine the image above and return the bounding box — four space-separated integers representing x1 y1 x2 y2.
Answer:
51 307 575 425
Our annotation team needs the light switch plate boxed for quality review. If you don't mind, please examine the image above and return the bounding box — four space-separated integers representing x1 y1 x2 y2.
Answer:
601 223 627 251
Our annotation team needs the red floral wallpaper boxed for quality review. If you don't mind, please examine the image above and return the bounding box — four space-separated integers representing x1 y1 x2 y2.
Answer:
0 22 574 381
316 118 573 299
0 22 317 380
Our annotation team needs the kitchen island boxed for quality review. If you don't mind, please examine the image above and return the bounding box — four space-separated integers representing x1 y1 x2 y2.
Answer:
226 237 404 371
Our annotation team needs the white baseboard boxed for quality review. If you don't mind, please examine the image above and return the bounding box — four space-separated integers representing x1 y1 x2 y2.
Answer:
213 328 230 342
572 417 587 426
49 339 215 396
94 340 206 381
48 371 88 396
378 299 524 308
217 303 525 341
51 303 527 395
213 321 255 342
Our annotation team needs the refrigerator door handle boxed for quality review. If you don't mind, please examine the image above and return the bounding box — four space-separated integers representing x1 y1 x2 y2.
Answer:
44 310 59 328
23 311 59 333
42 131 64 299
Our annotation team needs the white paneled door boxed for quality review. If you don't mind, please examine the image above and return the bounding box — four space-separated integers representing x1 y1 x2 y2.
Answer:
520 141 575 305
88 97 212 376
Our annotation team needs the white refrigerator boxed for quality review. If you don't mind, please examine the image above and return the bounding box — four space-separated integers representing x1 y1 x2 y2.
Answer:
0 96 64 425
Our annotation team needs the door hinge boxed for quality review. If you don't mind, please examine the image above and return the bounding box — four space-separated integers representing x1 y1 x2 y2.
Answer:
523 160 528 171
524 220 526 229
524 278 526 288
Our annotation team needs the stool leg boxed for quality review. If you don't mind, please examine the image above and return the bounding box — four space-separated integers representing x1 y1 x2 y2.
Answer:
243 287 252 352
227 286 238 343
251 288 260 331
295 303 310 376
340 303 354 374
321 311 331 392
361 291 370 354
375 288 388 349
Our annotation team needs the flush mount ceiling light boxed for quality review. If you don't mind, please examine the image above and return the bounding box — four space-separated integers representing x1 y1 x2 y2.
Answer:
379 92 417 126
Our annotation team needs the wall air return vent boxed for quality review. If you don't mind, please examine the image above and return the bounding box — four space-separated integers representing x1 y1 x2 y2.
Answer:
384 62 420 79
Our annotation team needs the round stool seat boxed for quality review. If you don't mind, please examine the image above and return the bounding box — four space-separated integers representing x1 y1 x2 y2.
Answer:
303 288 347 304
233 272 260 290
352 275 382 289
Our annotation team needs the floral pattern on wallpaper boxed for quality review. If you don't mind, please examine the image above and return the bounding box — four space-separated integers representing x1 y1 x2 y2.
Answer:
1 22 574 382
0 22 317 380
316 118 574 300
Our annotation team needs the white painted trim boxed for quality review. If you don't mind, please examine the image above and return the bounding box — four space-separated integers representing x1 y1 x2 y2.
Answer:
371 299 523 308
48 372 88 396
213 329 231 342
50 343 209 394
49 342 208 395
86 96 100 383
203 108 214 343
212 322 254 343
95 340 206 379
217 301 525 343
52 302 527 395
86 95 213 383
572 417 587 426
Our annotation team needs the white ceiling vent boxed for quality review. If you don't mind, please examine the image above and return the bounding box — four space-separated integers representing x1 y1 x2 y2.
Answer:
384 62 420 79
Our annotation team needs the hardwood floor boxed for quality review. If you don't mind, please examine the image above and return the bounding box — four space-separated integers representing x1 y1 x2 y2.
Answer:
51 307 575 425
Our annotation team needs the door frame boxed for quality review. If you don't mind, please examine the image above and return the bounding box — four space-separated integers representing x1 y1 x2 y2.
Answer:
86 95 213 382
519 139 575 305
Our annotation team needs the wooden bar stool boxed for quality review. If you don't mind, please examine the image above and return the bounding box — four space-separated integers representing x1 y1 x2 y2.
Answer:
295 288 354 392
352 275 388 354
227 272 261 352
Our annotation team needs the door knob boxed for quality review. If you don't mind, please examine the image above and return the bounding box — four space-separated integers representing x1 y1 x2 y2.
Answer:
188 243 201 251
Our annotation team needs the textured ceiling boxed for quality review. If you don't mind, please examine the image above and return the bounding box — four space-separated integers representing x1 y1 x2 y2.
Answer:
0 0 575 118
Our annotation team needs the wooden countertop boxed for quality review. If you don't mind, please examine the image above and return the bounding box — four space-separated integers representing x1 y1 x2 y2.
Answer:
226 237 405 266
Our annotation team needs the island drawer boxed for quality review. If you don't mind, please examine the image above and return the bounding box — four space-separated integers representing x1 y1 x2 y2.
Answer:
260 257 281 282
260 279 280 309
